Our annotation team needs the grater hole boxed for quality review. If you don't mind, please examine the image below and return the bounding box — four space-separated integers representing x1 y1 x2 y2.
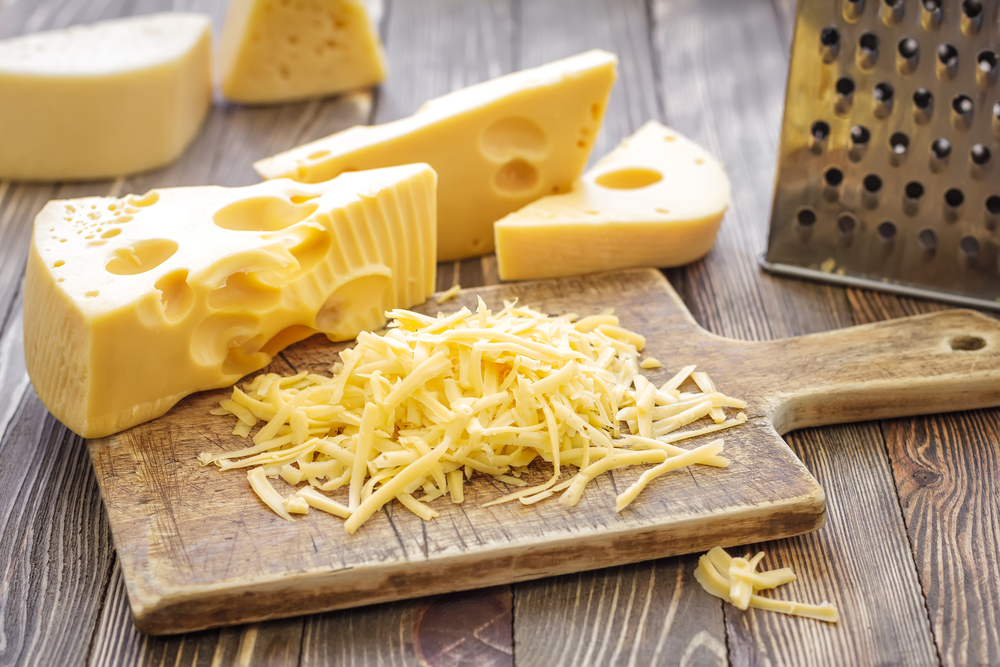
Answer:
863 174 883 193
994 102 1000 119
913 88 933 109
824 167 844 186
923 0 941 9
978 50 998 72
851 125 871 144
953 95 973 116
836 77 855 96
898 38 918 59
906 181 925 199
945 188 965 207
986 195 1000 214
961 0 982 18
877 220 897 241
796 207 818 226
837 213 857 235
811 120 830 141
874 82 894 102
859 32 879 54
971 144 991 165
889 132 909 154
959 235 979 257
932 138 952 158
938 43 958 67
918 227 938 250
950 335 986 351
820 27 840 47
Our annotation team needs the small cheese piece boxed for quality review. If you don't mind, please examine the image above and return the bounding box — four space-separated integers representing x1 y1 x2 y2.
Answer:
494 121 731 280
0 14 211 181
24 165 436 438
255 50 618 260
218 0 386 104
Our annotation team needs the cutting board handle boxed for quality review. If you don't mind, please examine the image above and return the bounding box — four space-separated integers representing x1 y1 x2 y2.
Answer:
752 309 1000 434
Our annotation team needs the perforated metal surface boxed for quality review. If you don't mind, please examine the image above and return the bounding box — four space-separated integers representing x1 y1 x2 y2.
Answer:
763 0 1000 309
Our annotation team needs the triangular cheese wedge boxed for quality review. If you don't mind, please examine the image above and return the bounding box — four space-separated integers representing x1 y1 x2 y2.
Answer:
218 0 386 104
24 165 436 438
0 13 211 180
494 121 730 280
254 50 618 261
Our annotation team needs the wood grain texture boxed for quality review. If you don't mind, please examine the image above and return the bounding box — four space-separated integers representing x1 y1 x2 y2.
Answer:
514 557 726 667
0 389 114 667
650 1 941 665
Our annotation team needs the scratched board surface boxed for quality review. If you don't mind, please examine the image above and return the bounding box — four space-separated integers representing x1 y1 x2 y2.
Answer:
89 269 826 635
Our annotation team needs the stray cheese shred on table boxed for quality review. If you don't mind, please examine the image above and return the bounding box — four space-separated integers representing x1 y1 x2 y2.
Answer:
694 546 840 622
201 298 747 533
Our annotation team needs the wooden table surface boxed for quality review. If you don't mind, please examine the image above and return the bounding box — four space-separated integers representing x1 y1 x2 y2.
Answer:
1 0 998 665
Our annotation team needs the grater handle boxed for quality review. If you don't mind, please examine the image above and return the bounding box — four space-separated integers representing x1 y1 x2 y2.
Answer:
752 309 1000 435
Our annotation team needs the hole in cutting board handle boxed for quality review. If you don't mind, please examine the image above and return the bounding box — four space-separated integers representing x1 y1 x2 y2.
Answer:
950 335 986 351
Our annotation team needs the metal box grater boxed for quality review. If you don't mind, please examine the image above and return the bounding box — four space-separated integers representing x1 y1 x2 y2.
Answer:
761 0 1000 310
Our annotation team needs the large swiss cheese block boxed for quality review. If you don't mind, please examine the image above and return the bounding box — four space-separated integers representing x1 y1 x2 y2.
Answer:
494 121 731 280
24 165 437 439
218 0 386 104
0 14 212 181
254 50 618 261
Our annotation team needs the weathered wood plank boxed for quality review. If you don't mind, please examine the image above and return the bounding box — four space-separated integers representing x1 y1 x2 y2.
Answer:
650 0 939 665
0 388 115 667
514 558 726 667
850 288 1000 667
725 424 938 667
510 2 726 664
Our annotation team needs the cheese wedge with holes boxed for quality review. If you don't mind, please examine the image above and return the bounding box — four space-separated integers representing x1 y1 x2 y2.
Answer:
0 14 211 181
218 0 386 104
494 121 731 280
254 50 618 260
24 165 436 438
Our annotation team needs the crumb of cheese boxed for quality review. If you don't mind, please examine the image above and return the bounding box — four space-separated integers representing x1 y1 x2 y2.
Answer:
202 299 747 532
694 546 839 623
639 357 661 370
435 284 461 304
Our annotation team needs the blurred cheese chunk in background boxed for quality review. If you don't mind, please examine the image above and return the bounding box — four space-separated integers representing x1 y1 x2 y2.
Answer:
218 0 387 104
24 165 437 438
494 121 731 280
0 13 212 181
254 50 618 261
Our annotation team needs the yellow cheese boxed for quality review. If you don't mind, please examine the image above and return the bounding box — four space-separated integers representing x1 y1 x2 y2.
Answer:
494 121 731 280
24 164 436 438
254 50 618 260
0 14 211 181
202 301 747 532
218 0 386 104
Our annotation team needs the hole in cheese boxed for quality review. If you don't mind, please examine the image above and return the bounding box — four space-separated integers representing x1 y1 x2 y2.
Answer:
192 312 262 367
494 159 540 195
209 271 282 310
315 271 392 340
213 196 319 232
594 167 663 190
480 116 550 160
101 228 121 239
128 192 160 208
53 260 65 268
105 239 178 275
155 269 195 323
285 225 333 274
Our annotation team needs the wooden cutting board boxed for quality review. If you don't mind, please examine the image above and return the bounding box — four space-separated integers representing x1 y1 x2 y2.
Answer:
88 268 1000 635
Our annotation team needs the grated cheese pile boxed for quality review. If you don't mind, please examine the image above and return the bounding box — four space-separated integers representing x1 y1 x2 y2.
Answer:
200 298 747 533
694 546 840 622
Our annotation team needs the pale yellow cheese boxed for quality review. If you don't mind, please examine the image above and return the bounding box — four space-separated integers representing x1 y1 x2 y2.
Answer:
254 50 618 260
24 165 436 438
202 302 747 532
0 14 211 181
494 121 731 280
218 0 386 104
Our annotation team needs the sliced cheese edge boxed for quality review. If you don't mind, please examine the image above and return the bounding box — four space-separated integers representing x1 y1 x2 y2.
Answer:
494 120 731 280
218 0 386 104
24 164 437 438
0 13 212 181
254 50 618 261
